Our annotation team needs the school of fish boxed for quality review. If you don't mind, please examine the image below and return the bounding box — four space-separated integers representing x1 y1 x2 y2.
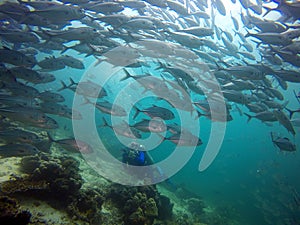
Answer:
0 0 300 158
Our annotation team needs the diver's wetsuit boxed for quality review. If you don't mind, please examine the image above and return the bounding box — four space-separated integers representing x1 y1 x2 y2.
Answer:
122 147 146 166
121 146 177 189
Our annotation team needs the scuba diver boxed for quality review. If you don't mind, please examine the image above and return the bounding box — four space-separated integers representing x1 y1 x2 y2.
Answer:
122 142 152 166
121 142 177 190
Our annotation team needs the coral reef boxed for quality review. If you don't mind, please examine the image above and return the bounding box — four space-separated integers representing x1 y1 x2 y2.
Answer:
0 178 49 195
199 205 237 225
0 153 104 224
67 188 105 224
0 196 31 225
175 212 190 225
157 194 173 220
144 198 158 217
185 197 205 215
107 184 173 225
0 151 231 225
19 154 83 196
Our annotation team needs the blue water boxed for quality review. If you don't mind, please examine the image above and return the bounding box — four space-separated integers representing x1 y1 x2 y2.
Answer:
1 0 300 224
80 58 300 224
30 48 297 225
57 51 300 224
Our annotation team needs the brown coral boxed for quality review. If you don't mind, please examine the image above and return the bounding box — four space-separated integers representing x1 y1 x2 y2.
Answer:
0 196 31 225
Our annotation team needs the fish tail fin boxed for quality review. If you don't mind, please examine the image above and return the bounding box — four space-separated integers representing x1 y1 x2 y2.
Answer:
60 45 69 54
120 69 133 81
262 6 273 17
93 56 104 67
195 110 204 119
251 40 261 48
285 107 294 119
156 133 166 142
238 41 242 49
154 61 165 70
281 100 289 109
132 105 140 120
244 30 251 38
57 80 68 91
69 77 77 86
85 53 92 57
125 31 135 44
233 30 238 36
293 89 300 105
244 113 252 123
81 97 92 106
46 132 55 143
270 132 274 142
160 74 167 81
100 117 110 128
241 58 249 65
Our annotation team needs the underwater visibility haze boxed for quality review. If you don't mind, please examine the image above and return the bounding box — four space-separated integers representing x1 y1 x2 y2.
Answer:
0 0 300 224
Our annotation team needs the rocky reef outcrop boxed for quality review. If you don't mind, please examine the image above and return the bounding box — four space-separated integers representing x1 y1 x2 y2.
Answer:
108 184 173 225
0 196 31 225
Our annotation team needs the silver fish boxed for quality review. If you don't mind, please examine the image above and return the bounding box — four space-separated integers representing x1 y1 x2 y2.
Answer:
38 56 65 71
244 111 277 123
273 109 296 136
245 31 292 46
131 119 167 133
0 128 40 144
100 118 141 139
0 29 40 43
0 107 58 129
178 26 214 37
270 132 296 152
57 55 85 69
133 105 175 120
84 99 127 117
0 47 36 67
0 143 39 157
38 91 65 103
